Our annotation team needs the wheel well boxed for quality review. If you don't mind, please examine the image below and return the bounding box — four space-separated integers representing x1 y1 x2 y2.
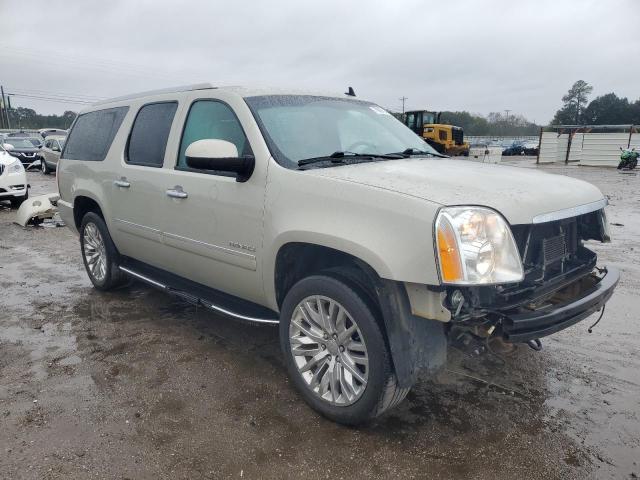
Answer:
73 196 103 229
274 243 381 311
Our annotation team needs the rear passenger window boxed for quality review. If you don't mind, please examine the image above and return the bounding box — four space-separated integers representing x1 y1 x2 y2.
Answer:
126 102 178 167
62 106 128 161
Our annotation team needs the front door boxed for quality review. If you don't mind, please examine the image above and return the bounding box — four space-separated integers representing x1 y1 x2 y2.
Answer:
157 93 268 305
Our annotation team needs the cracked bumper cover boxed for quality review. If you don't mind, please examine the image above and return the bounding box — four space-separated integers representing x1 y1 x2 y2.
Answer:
501 266 620 343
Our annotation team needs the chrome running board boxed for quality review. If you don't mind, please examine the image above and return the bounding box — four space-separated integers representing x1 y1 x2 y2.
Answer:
119 265 279 325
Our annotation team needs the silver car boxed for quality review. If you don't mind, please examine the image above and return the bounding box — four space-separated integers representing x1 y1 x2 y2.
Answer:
40 136 66 174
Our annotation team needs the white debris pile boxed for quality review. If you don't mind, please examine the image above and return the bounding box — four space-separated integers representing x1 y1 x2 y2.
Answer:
14 193 65 227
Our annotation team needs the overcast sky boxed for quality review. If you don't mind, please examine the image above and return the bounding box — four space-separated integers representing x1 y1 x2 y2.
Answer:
1 0 638 123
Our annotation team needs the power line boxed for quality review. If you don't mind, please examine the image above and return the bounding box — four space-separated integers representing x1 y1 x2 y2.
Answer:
0 45 183 82
5 93 94 105
7 87 105 101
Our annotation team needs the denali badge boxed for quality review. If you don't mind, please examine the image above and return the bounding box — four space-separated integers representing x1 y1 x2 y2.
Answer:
229 241 256 252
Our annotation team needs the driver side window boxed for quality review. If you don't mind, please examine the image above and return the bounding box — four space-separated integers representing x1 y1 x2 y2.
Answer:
177 100 251 173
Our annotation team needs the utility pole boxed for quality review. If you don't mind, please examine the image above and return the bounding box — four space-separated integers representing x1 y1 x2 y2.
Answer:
1 86 10 129
399 96 408 114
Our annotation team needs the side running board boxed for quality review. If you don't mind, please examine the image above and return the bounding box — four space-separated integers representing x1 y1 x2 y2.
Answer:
119 264 279 325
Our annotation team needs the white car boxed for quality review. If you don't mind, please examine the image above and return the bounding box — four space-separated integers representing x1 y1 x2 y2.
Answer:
0 143 28 208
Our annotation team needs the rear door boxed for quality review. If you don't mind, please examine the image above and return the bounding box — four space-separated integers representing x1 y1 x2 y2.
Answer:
107 99 182 267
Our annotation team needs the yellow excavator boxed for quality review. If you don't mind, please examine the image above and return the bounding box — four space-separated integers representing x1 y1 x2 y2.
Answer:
402 110 469 156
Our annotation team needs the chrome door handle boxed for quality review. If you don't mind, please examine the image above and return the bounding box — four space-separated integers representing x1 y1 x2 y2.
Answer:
113 179 130 188
166 186 188 199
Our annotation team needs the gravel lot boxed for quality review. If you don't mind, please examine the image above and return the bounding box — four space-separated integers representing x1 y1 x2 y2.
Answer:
1 161 639 479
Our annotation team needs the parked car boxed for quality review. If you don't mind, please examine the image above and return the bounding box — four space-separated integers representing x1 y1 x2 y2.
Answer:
39 128 67 139
7 130 32 137
2 137 42 165
522 140 540 156
502 141 525 156
0 143 28 207
40 135 66 174
56 84 618 425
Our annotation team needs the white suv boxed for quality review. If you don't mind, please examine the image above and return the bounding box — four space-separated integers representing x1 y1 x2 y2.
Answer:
57 84 618 424
0 143 28 207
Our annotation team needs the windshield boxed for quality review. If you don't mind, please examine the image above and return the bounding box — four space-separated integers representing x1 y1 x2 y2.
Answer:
4 138 36 149
245 95 438 169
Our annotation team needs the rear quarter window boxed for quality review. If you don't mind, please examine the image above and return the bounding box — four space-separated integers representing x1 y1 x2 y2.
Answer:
62 106 129 161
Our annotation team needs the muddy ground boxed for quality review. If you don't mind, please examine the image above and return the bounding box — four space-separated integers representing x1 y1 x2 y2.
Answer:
1 161 638 479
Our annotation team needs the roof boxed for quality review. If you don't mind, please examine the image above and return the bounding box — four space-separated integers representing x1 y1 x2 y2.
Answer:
92 84 366 107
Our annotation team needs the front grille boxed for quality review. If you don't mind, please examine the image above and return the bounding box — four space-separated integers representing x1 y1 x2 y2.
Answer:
452 128 464 145
542 234 567 265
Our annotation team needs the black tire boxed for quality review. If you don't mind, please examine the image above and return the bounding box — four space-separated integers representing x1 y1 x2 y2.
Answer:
10 189 28 209
80 212 127 290
41 158 50 175
279 275 409 425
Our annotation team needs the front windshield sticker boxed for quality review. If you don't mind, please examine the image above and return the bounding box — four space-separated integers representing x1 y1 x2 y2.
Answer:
369 106 390 115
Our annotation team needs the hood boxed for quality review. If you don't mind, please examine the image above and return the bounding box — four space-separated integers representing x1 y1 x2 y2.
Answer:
305 158 605 225
0 151 18 166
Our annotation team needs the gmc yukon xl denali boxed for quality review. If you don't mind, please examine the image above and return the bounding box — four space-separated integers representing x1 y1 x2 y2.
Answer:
56 84 619 425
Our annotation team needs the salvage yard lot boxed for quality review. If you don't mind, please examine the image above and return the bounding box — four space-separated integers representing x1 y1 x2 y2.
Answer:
1 164 639 479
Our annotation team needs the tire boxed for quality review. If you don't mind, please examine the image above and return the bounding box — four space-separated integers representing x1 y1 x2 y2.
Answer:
80 212 127 290
10 189 28 209
279 275 409 425
41 158 50 175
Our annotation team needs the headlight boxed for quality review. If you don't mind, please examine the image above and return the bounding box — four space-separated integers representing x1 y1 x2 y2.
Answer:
435 206 523 284
8 159 24 173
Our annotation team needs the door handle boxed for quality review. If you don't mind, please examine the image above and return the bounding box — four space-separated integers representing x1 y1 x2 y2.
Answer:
166 186 188 199
113 178 131 188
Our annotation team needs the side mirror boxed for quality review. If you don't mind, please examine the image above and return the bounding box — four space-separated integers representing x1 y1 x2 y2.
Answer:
3 143 14 151
185 139 254 183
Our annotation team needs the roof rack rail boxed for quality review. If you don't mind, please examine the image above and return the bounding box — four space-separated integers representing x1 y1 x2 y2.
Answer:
92 83 215 106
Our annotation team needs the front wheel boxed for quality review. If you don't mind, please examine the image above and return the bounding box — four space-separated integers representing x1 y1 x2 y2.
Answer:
41 159 50 175
279 275 409 425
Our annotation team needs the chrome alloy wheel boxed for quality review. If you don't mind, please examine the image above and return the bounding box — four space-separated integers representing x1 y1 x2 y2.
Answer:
83 223 107 282
289 295 369 406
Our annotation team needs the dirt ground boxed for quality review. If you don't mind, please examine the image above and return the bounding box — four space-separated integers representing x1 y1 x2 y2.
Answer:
1 160 638 479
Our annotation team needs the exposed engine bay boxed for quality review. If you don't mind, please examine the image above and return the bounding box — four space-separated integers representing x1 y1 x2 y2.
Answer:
444 209 618 353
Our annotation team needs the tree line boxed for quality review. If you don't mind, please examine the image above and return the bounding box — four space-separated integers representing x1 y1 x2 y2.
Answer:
1 107 77 130
551 80 640 125
438 111 539 136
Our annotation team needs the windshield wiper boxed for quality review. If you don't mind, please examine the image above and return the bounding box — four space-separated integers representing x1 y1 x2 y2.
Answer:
394 148 449 158
297 151 403 167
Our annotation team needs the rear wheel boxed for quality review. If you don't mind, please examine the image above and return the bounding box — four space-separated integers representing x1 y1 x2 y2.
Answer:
41 158 50 175
280 275 409 425
80 212 127 290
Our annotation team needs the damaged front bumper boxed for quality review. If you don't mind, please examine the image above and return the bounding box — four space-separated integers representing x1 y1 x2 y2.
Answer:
500 266 619 342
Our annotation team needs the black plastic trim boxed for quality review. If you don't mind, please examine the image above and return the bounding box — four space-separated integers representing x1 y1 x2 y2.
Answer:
501 266 619 342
